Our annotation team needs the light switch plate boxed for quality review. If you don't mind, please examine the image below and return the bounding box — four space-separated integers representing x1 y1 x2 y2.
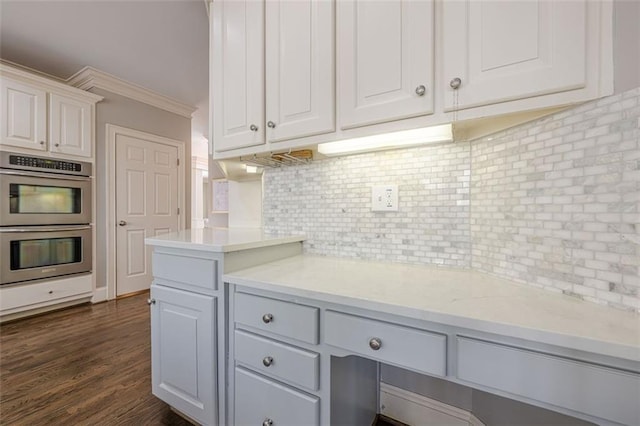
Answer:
372 185 398 212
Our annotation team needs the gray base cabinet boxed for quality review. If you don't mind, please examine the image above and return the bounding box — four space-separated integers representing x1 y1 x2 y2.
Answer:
150 284 216 425
227 285 640 426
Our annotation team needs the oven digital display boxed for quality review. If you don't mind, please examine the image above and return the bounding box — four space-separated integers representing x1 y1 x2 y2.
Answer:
9 184 81 214
10 237 82 270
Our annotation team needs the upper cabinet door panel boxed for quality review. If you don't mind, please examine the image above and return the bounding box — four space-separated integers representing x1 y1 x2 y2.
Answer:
443 0 587 111
339 0 435 130
265 0 335 142
49 94 92 158
212 0 265 152
0 79 47 151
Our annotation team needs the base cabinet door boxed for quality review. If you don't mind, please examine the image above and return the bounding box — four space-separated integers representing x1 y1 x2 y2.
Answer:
150 284 217 425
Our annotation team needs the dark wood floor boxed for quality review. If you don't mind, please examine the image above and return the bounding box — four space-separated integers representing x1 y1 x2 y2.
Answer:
0 292 192 426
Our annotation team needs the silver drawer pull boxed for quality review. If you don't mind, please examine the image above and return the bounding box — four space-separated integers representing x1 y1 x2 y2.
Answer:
369 337 382 351
262 356 274 367
262 313 274 324
262 419 273 426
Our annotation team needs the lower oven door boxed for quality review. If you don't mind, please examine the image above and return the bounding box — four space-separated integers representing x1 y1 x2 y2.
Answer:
0 225 92 285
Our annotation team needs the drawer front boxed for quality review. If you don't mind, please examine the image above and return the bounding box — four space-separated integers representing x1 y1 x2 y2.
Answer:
152 252 217 292
235 330 320 391
235 292 319 344
0 274 92 313
325 311 447 377
235 367 320 426
457 337 640 425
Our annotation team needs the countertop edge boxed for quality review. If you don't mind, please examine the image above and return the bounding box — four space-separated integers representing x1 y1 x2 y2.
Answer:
223 274 640 363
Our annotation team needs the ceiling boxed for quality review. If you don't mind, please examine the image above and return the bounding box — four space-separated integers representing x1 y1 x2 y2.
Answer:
0 0 210 156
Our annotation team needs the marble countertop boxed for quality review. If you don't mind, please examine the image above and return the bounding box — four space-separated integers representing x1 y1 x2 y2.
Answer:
224 254 640 362
145 228 305 252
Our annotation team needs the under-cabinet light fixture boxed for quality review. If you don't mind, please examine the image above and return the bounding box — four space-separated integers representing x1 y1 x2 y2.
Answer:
317 124 453 156
245 165 259 174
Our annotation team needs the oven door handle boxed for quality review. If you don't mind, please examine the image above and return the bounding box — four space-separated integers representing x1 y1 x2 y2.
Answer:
0 225 92 233
0 169 91 181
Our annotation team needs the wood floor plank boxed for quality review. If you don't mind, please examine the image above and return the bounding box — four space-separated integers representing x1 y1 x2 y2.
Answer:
0 292 193 426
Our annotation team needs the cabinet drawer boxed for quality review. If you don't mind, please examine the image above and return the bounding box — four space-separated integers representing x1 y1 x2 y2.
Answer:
235 330 320 391
235 367 320 426
0 274 92 313
235 292 319 344
152 252 217 292
457 337 640 425
325 311 447 377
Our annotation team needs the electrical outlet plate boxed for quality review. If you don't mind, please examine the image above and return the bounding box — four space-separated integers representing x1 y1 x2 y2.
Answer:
372 185 398 212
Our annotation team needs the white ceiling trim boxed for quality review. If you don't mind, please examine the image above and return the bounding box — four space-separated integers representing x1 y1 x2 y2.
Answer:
67 66 197 118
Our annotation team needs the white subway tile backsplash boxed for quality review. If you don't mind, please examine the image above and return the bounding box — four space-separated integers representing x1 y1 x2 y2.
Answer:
263 87 640 311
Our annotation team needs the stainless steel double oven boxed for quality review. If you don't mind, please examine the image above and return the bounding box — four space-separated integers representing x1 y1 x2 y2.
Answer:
0 151 92 285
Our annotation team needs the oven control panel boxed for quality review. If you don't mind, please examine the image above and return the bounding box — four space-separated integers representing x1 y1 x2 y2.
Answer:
10 155 82 172
0 151 91 177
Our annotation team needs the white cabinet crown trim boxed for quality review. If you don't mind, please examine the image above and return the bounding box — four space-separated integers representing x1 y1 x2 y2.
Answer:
67 66 196 118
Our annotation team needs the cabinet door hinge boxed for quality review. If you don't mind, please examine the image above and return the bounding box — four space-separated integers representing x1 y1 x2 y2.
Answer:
177 208 180 215
177 158 180 166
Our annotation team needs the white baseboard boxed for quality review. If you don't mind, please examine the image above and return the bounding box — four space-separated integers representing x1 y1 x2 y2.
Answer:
380 382 485 426
92 287 108 303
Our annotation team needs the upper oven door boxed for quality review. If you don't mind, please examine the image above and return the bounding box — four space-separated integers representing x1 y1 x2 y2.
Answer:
0 170 92 226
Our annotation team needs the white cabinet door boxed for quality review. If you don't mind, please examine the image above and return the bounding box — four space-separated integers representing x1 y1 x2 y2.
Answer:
0 78 47 151
442 0 587 111
49 94 92 158
150 284 216 426
338 0 434 129
265 0 334 142
212 0 265 152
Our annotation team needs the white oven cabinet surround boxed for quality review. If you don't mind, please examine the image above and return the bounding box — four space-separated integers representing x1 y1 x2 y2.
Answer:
211 0 334 152
224 255 639 426
0 63 103 159
145 228 305 426
210 0 613 159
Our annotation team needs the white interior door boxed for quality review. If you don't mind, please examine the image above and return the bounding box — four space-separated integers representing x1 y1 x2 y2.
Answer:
115 133 179 296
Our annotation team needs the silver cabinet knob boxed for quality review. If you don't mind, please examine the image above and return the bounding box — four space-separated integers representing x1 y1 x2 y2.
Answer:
262 419 273 426
40 141 46 145
118 220 127 226
250 124 259 132
262 313 274 324
450 77 462 90
55 143 60 147
147 298 156 305
415 85 426 96
369 337 382 351
262 356 274 367
267 121 276 129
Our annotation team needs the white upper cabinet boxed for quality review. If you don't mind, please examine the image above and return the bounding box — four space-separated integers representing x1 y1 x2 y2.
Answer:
49 94 92 158
1 78 47 151
0 65 101 159
442 0 588 111
212 0 265 152
265 0 334 143
338 0 435 129
212 0 334 153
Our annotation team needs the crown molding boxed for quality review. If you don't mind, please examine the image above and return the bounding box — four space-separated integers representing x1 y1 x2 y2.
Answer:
67 66 196 118
0 60 104 103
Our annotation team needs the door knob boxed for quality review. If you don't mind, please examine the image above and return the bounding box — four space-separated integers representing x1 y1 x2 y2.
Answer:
450 77 462 90
118 220 127 226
